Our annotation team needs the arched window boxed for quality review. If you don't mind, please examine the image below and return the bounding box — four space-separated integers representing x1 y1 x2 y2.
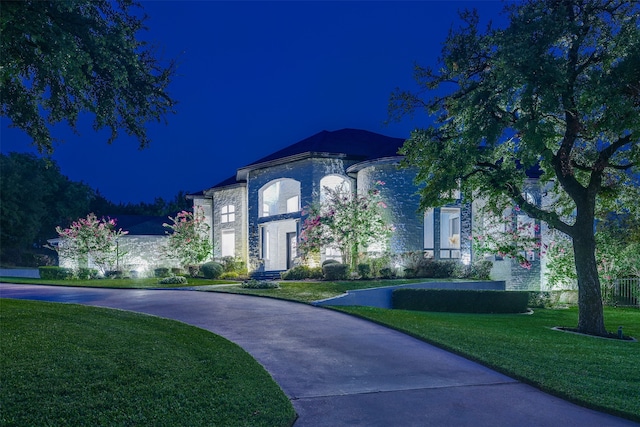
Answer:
320 175 350 202
259 179 301 217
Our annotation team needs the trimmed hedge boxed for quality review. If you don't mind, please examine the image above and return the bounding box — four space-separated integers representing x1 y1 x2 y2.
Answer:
38 266 74 280
241 279 279 289
323 263 349 281
158 275 188 285
200 261 223 279
392 289 530 314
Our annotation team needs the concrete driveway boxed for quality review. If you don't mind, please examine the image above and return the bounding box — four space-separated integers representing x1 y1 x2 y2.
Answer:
1 283 637 426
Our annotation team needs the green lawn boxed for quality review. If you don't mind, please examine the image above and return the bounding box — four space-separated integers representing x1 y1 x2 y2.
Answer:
0 299 296 427
3 277 639 422
206 278 432 303
336 305 640 421
0 276 235 288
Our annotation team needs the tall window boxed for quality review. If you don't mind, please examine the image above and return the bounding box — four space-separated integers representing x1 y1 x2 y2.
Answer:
221 205 235 223
424 207 461 259
221 230 235 257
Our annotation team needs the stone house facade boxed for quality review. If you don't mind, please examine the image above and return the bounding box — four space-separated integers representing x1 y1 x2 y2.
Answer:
190 128 547 290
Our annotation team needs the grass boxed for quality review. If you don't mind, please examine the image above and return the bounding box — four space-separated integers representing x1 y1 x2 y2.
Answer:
205 278 430 303
335 305 640 421
0 276 235 289
0 299 296 427
3 277 639 421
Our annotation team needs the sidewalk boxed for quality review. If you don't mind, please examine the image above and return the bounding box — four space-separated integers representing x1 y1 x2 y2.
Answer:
1 284 637 426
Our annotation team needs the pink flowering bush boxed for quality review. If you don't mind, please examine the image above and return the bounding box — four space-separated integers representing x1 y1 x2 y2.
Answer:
299 181 394 269
472 207 540 270
163 207 212 267
54 213 128 275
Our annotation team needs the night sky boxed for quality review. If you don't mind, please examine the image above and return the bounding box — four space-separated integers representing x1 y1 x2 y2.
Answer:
1 1 508 204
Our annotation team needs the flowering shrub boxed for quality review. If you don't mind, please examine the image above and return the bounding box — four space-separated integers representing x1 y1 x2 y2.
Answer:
163 207 212 267
54 213 128 275
299 181 394 269
471 207 540 270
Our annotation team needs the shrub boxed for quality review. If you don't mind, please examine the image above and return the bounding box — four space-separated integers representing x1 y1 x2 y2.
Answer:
322 259 340 267
38 266 73 280
105 270 125 279
393 289 530 313
201 261 223 279
186 264 200 278
171 267 184 276
220 271 239 280
281 265 323 280
379 267 396 279
357 263 371 279
76 268 99 280
241 279 279 289
323 263 349 281
219 256 246 274
452 260 493 280
154 267 170 278
158 275 188 285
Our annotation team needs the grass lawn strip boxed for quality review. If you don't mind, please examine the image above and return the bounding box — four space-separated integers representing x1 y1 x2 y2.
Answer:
0 276 236 289
0 299 296 427
335 305 639 422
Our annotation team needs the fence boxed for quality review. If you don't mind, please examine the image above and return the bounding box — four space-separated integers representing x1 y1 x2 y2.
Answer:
603 278 640 307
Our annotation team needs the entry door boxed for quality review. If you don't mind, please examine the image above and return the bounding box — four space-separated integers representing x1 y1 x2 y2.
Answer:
286 232 297 269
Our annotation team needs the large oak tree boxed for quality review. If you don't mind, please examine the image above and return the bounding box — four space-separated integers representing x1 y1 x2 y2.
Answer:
0 0 175 153
389 0 639 336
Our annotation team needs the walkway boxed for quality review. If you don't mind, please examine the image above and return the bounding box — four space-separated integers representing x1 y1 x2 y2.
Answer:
1 284 637 426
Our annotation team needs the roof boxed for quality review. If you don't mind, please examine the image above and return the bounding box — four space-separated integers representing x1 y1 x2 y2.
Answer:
246 128 405 167
189 128 407 194
111 215 170 236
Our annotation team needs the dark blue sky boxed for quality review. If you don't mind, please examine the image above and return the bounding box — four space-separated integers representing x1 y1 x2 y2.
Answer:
1 1 508 204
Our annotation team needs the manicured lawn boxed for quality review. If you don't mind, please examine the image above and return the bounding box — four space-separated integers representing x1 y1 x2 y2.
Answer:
0 299 296 427
3 277 638 421
207 278 432 303
0 276 235 288
336 305 640 421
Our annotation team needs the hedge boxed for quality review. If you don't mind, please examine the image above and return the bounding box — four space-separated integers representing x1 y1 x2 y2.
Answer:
392 289 530 314
323 263 349 281
38 266 74 280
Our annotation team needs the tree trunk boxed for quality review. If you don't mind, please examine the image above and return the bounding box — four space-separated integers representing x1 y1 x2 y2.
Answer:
572 231 607 336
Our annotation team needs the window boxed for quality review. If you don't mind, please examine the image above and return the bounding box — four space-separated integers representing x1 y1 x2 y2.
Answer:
221 205 235 223
259 179 301 217
320 175 350 202
424 207 461 259
221 230 235 257
286 196 299 213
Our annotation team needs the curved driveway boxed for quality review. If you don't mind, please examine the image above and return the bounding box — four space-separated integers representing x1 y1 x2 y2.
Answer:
1 284 637 426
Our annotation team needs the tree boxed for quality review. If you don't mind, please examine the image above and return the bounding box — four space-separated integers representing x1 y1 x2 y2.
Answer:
389 0 639 336
0 153 94 265
54 213 128 274
299 182 394 270
0 0 176 153
162 208 212 267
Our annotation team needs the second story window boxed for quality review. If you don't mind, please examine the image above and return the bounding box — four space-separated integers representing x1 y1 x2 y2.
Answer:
221 205 235 223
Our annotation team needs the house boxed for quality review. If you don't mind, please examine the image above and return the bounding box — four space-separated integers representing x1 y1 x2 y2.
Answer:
190 128 546 290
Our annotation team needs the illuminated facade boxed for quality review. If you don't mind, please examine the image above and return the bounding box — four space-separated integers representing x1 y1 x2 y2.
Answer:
190 128 545 290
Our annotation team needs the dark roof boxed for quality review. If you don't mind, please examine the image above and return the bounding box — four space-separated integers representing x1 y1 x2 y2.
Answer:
111 215 169 236
246 128 406 167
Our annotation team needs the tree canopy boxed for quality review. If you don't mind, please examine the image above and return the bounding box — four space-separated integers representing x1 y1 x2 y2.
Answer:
389 0 639 336
0 0 176 153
